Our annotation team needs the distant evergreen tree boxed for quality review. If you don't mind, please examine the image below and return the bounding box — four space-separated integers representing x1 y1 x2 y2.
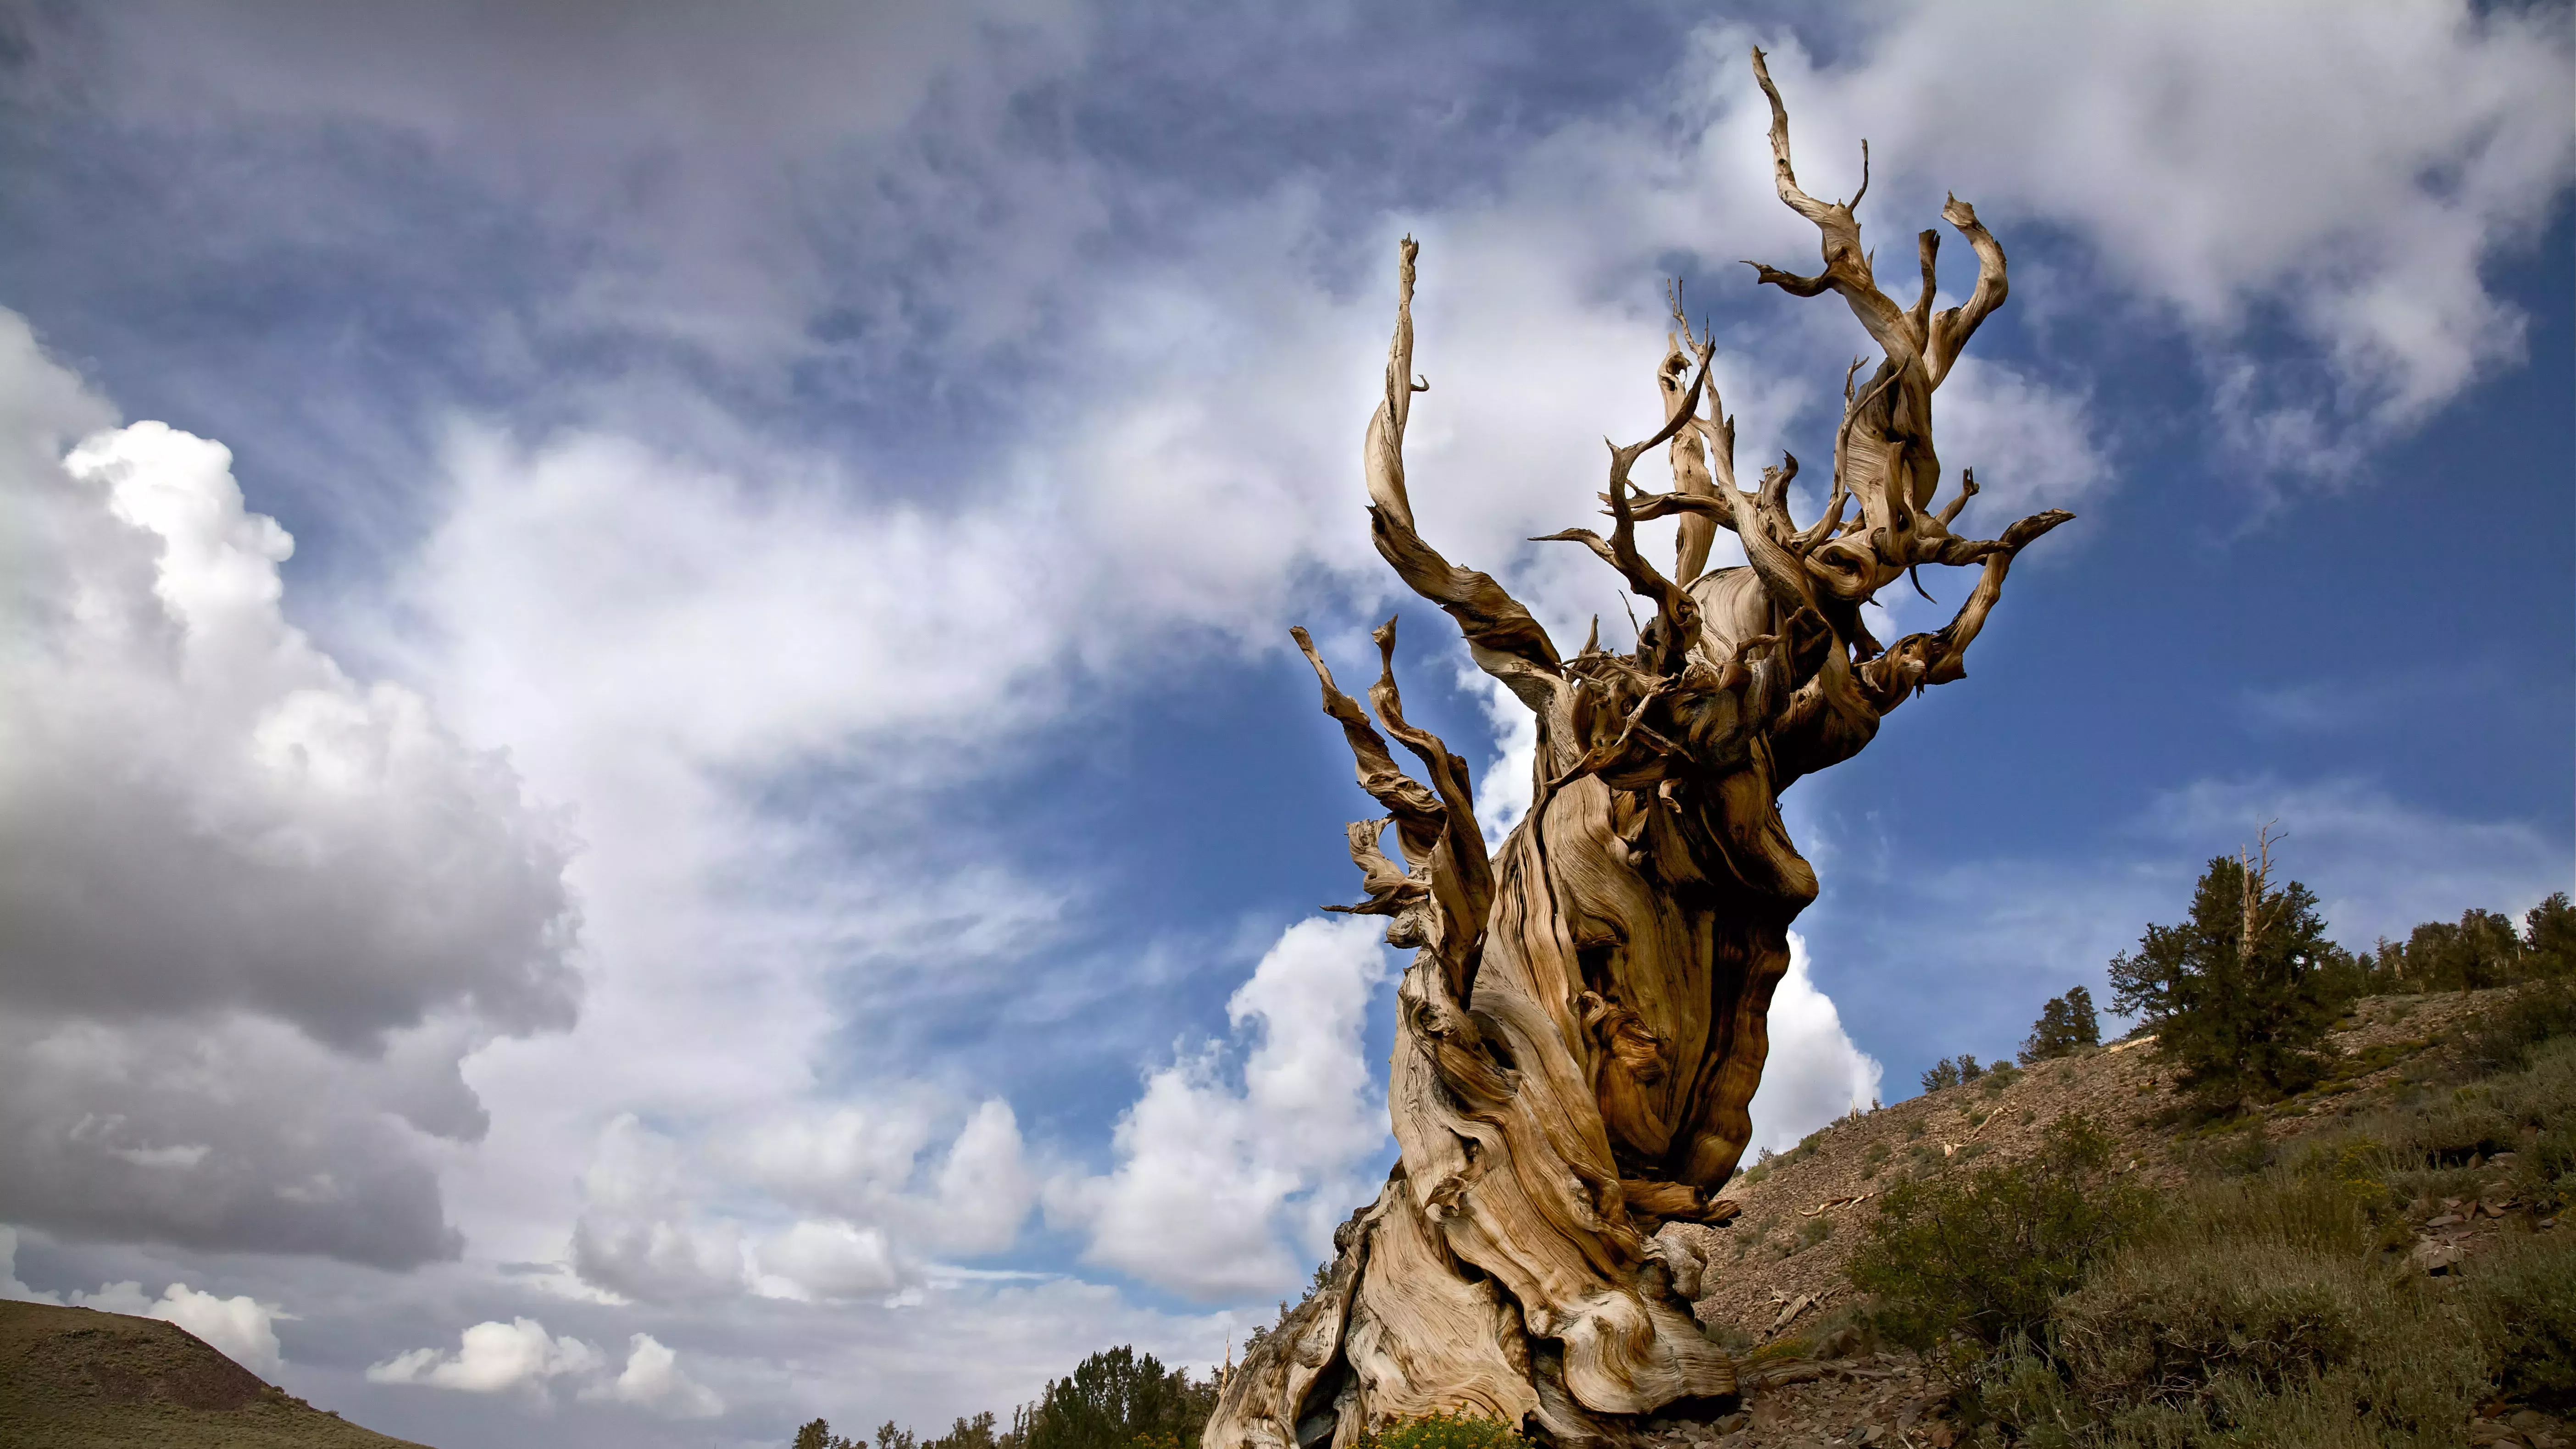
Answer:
796 1350 1213 1449
924 1411 1001 1449
2107 834 2350 1107
2525 892 2576 978
2363 935 2408 993
2403 908 2523 990
2020 985 2101 1064
1920 1054 1984 1092
1024 1346 1214 1449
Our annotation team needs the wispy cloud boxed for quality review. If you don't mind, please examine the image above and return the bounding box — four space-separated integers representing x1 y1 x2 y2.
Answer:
0 4 2564 1444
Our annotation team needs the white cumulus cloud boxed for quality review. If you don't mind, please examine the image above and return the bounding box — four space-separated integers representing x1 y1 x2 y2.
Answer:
371 1316 723 1420
1743 933 1885 1155
369 1315 604 1396
1055 916 1394 1299
0 313 579 1265
602 1332 724 1419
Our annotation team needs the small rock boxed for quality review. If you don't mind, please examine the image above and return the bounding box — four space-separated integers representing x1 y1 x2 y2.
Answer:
2427 1213 2469 1229
2415 1240 2466 1274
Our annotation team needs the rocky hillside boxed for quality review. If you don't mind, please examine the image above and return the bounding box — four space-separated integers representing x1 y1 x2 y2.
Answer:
0 1298 425 1449
1633 988 2570 1449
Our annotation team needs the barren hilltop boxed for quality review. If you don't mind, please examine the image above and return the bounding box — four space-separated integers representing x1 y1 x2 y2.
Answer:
0 1298 423 1449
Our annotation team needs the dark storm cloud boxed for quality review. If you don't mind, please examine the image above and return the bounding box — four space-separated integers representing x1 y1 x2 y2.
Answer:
0 1012 474 1266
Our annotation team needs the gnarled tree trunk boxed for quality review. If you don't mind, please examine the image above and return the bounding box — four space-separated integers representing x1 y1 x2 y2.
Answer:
1207 50 2071 1449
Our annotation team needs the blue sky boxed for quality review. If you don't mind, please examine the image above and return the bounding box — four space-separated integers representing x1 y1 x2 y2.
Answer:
0 3 2569 1446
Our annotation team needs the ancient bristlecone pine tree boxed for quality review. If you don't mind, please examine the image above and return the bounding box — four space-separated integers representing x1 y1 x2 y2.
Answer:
1205 52 2071 1449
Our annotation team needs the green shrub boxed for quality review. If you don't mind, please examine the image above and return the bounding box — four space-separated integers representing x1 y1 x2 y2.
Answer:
2520 1118 2576 1216
2464 1230 2576 1411
1849 1116 2150 1377
2460 977 2576 1073
2195 1126 2273 1179
2049 1197 2483 1446
1356 1410 1527 1449
1941 1166 2480 1448
2062 1237 2362 1401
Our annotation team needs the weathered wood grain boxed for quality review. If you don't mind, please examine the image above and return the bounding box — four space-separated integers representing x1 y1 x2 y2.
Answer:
1208 49 2071 1449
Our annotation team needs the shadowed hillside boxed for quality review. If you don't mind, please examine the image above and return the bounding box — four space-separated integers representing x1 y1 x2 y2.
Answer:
0 1299 426 1449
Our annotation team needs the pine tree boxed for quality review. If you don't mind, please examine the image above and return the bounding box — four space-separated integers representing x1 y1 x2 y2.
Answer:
925 1412 1000 1449
2107 829 2351 1107
1024 1346 1214 1449
2525 892 2576 978
2402 908 2523 990
2019 984 2101 1064
1919 1054 1986 1092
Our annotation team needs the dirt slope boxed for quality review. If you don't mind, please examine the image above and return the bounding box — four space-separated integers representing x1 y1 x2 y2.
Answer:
0 1298 427 1449
1626 989 2548 1448
1669 990 2493 1343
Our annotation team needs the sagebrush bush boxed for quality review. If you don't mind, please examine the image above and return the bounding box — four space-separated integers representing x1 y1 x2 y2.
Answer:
1849 1116 2150 1377
2463 1229 2576 1411
1844 995 2576 1446
2521 1116 2576 1216
1356 1410 1526 1449
1959 1163 2484 1448
2317 1034 2576 1212
2461 977 2576 1073
2053 1228 2476 1431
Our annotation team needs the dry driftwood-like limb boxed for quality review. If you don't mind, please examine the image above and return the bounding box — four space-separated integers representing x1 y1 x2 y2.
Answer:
1210 51 2072 1449
1366 236 1565 715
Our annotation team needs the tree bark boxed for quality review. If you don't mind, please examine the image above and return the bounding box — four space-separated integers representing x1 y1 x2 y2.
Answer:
1208 50 2071 1449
